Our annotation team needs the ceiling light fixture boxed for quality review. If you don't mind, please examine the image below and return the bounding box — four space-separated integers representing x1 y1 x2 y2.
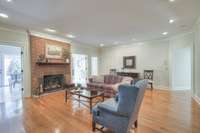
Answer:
45 28 56 33
6 0 12 2
132 38 137 41
0 13 8 18
162 32 168 35
169 19 175 24
100 43 104 47
169 0 175 2
66 34 76 38
114 41 119 45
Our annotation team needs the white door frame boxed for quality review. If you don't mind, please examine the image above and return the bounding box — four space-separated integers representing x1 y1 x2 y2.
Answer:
0 43 24 95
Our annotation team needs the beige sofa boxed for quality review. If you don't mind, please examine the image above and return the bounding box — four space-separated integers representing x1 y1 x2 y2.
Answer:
87 75 133 97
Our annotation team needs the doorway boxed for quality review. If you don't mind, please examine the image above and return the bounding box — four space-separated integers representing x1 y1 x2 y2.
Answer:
0 44 23 103
172 47 192 90
72 54 88 86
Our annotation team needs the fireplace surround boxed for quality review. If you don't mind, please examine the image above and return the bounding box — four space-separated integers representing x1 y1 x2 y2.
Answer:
43 74 64 92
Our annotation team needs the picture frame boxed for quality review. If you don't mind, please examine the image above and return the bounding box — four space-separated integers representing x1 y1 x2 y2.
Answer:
123 56 136 69
45 44 63 59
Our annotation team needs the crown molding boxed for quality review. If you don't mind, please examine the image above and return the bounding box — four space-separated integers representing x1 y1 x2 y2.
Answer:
29 30 72 44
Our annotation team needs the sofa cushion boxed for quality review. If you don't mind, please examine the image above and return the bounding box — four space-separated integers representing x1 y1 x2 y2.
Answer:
121 76 133 84
92 75 104 83
104 75 123 84
87 83 104 88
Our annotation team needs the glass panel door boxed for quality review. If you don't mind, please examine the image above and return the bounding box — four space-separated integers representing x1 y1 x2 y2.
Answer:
72 54 88 86
0 44 22 103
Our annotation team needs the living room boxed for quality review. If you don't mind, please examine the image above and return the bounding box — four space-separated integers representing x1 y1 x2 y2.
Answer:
0 0 200 133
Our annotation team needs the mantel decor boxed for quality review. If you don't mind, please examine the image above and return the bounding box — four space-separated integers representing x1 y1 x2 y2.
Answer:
123 56 136 69
46 44 63 59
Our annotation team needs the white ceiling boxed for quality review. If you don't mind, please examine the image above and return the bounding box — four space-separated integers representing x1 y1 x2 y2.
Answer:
0 0 200 46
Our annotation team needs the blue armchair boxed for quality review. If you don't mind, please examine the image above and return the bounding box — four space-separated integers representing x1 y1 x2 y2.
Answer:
92 79 148 133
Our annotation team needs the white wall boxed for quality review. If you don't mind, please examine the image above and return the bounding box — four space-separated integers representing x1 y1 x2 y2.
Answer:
169 33 193 90
0 27 31 97
100 40 170 89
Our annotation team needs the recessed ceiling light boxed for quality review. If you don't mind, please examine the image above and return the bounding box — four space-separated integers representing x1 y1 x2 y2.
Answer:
100 43 104 47
169 0 175 2
45 28 56 33
0 13 8 18
132 38 137 41
114 41 119 45
6 0 12 2
162 32 168 35
169 19 175 24
66 34 76 38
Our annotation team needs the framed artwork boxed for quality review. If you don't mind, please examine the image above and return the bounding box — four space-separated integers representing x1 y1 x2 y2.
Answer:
46 44 63 59
123 56 136 69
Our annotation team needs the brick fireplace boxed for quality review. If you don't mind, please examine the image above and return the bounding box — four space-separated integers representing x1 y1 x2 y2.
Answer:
43 74 64 92
30 35 71 95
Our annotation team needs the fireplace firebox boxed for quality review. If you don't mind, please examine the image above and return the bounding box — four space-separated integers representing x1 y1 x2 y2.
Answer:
43 74 64 92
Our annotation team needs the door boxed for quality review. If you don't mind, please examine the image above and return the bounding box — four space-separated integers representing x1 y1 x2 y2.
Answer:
72 54 88 86
0 44 22 88
172 47 192 90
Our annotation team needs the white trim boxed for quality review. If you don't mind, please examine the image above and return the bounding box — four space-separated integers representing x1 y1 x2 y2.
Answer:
196 16 200 24
153 86 192 91
171 86 191 90
153 85 170 90
0 26 27 34
29 30 72 44
192 95 200 105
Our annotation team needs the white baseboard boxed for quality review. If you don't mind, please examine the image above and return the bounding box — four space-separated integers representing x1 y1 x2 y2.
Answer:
153 85 191 91
192 95 200 105
172 86 191 90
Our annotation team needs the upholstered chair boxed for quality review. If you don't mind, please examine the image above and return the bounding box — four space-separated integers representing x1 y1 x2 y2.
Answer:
144 70 154 90
92 79 148 133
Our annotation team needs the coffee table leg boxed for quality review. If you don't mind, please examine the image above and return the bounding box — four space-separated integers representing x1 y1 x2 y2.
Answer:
90 98 92 113
65 90 68 102
102 94 104 102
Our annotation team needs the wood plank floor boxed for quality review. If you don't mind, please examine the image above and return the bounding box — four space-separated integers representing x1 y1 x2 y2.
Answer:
0 88 200 133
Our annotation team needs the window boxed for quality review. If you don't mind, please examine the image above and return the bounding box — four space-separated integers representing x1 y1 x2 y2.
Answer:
72 54 88 86
91 57 98 76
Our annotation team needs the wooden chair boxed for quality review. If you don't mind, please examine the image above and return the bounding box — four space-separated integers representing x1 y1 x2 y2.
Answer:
144 70 154 90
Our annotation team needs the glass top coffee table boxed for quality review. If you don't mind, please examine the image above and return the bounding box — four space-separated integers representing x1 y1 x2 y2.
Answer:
65 87 104 113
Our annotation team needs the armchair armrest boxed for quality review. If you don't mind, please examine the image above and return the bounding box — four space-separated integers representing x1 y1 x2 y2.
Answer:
97 98 128 117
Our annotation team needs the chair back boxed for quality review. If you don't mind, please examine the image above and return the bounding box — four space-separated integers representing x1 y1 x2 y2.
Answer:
144 70 153 80
117 80 148 132
129 80 148 130
117 79 148 116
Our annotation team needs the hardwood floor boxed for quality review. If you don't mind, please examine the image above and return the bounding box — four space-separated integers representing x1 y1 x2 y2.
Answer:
0 88 200 133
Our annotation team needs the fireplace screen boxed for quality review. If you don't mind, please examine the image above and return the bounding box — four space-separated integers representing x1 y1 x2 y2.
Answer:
43 74 64 92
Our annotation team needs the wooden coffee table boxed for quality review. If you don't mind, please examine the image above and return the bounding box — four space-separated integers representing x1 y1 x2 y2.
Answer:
65 88 104 113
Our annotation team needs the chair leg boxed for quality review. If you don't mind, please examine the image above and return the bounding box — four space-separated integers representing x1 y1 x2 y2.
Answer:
151 83 153 90
92 120 96 132
134 120 138 128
